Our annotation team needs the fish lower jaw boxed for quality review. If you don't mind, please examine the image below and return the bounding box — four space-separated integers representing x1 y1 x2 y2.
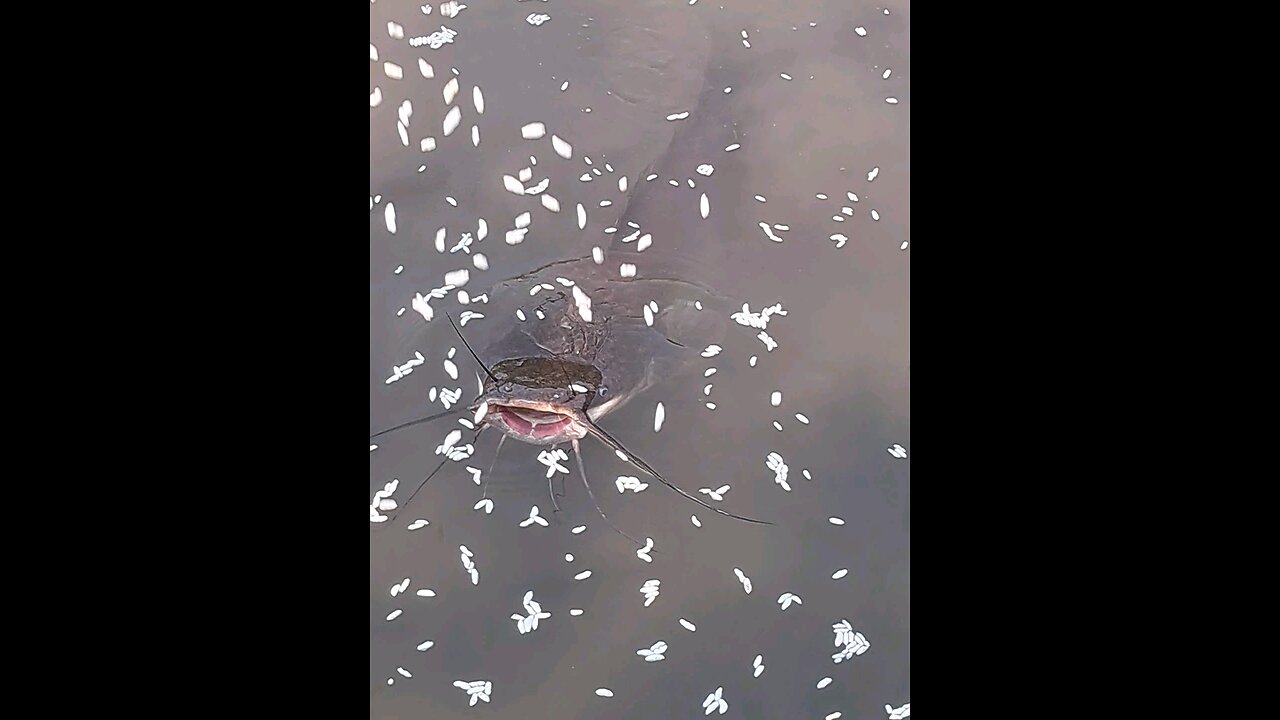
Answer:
487 405 587 445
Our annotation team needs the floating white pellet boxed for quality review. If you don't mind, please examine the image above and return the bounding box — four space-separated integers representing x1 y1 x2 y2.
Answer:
817 677 832 689
443 77 459 104
370 87 383 107
868 166 880 181
886 97 899 104
574 570 592 580
417 640 435 651
871 209 880 221
832 569 849 580
666 111 690 121
826 713 842 720
620 263 636 278
503 175 525 195
725 143 741 152
699 193 709 218
571 525 586 534
387 609 403 621
653 402 665 432
472 85 484 114
552 134 573 159
591 246 603 263
680 618 697 631
770 391 782 406
560 81 569 91
418 59 434 77
541 194 560 212
443 106 461 136
385 203 397 234
691 515 702 527
570 608 584 616
521 122 547 139
384 62 403 80
854 26 867 36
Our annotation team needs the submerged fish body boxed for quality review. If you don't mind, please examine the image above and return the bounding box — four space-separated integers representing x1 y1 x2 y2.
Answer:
470 250 726 446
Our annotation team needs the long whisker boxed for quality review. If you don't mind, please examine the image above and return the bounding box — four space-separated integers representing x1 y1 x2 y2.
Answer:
547 444 563 514
479 433 506 501
548 471 561 513
386 426 486 523
584 419 772 526
445 311 501 386
571 438 644 547
370 408 459 440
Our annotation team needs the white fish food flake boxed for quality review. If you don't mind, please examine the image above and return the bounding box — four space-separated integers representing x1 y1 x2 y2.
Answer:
384 203 397 234
766 452 791 491
640 579 661 607
552 134 573 159
442 106 462 136
503 174 525 195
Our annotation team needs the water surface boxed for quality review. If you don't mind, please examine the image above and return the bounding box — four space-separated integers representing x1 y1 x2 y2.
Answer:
370 1 909 718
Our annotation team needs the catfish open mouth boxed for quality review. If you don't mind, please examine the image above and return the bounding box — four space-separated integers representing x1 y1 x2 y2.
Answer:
485 401 587 443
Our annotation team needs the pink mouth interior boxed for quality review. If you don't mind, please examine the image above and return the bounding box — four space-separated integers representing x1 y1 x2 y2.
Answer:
492 405 574 440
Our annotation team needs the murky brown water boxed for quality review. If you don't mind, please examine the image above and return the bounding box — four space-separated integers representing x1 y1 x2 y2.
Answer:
371 1 908 718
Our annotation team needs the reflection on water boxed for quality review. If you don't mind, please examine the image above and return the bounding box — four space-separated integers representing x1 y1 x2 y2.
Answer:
371 1 908 718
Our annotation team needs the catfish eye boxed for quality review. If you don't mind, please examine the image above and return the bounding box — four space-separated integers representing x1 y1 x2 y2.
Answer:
598 386 608 397
502 383 513 392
